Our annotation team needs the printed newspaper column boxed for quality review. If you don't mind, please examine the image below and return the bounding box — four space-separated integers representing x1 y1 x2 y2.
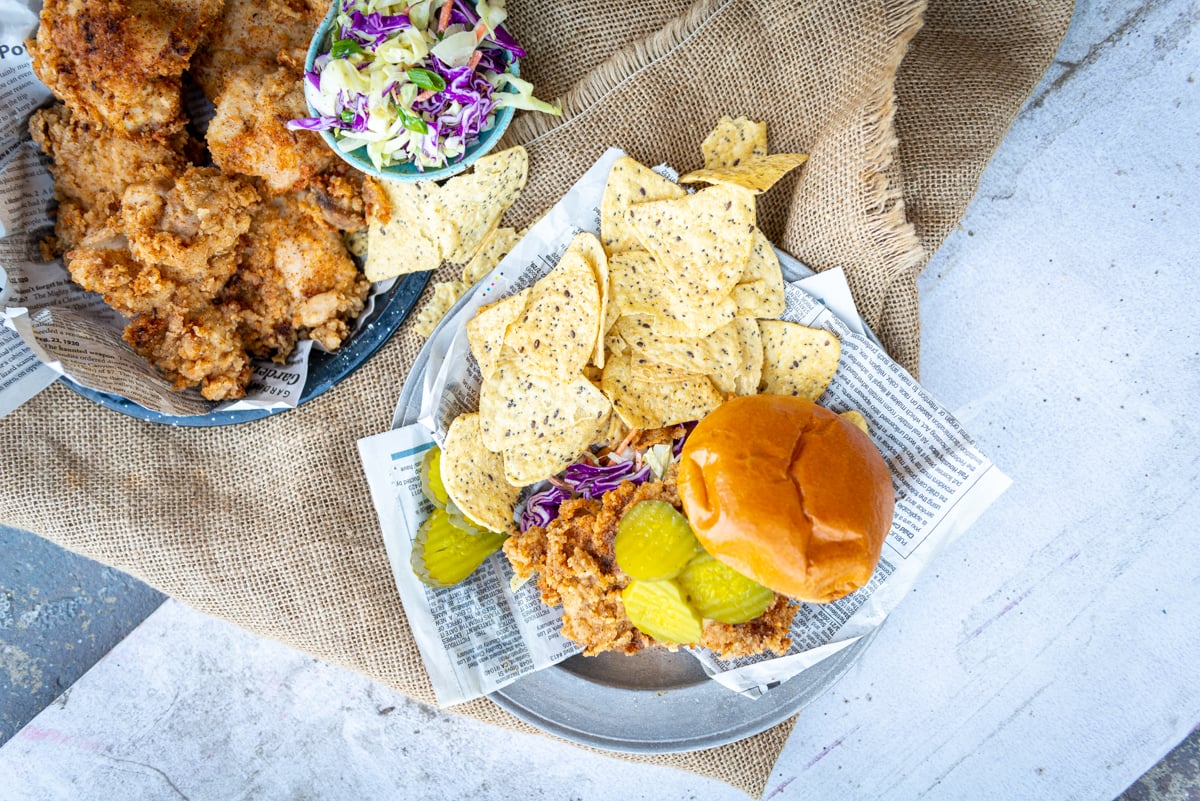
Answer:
358 424 581 705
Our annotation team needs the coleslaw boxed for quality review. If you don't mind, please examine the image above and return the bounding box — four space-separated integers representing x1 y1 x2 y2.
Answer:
290 0 559 171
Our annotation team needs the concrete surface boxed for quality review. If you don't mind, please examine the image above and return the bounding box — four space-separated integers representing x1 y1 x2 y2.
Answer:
0 526 163 745
1 0 1198 798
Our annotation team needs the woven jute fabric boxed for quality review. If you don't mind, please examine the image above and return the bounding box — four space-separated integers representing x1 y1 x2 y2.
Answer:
0 0 1072 796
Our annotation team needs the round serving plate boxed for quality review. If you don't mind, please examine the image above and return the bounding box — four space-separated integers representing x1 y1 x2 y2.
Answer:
392 270 878 753
490 633 876 753
63 270 429 427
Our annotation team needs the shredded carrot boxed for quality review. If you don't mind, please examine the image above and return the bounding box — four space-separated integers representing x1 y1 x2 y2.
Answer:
473 21 490 43
615 428 641 456
467 49 483 71
437 0 453 33
415 88 437 102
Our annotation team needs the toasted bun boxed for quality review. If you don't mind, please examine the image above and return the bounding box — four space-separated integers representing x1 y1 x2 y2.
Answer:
677 395 894 604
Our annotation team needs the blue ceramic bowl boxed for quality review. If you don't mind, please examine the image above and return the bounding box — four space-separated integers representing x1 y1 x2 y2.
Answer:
304 6 517 182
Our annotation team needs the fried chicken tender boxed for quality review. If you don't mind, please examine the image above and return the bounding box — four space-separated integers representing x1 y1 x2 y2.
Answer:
504 472 799 659
121 166 260 291
29 104 193 250
125 306 252 400
28 0 223 136
190 0 323 100
205 63 334 194
220 193 369 359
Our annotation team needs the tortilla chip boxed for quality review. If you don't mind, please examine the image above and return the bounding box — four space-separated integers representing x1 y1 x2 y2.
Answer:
600 349 724 430
625 184 755 300
414 280 468 338
757 320 841 400
678 152 809 194
462 226 521 285
732 229 786 319
606 249 738 337
364 179 458 281
599 156 686 257
701 116 768 169
478 363 612 484
466 288 530 380
840 409 869 434
503 246 600 378
567 232 610 368
629 358 705 384
442 146 528 264
731 318 763 396
615 316 742 395
440 413 521 533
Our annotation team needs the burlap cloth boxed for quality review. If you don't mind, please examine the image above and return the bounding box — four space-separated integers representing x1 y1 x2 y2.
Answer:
0 0 1072 796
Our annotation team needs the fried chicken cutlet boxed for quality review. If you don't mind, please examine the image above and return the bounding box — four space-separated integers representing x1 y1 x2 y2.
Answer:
220 192 370 358
504 472 799 659
28 0 223 136
65 167 261 399
28 105 195 251
194 0 332 193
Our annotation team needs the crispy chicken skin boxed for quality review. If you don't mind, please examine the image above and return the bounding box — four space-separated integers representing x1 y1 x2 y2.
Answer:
221 193 369 358
29 105 194 250
28 0 223 136
120 166 260 290
190 0 323 100
505 472 799 659
205 63 334 194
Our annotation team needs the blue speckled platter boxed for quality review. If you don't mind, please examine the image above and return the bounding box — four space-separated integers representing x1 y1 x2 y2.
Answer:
62 271 429 427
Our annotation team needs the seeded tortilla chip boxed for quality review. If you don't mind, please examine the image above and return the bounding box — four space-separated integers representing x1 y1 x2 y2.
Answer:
440 413 521 533
467 288 530 380
478 364 612 484
600 349 724 429
678 152 809 194
701 116 768 169
441 146 529 264
599 156 686 257
364 179 459 280
732 229 786 319
564 232 610 368
757 320 841 400
503 246 600 378
462 226 521 285
607 250 737 337
629 358 705 384
615 316 742 395
414 280 468 338
730 318 763 396
625 184 755 299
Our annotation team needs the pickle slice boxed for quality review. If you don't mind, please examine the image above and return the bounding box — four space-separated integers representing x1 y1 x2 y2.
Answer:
621 579 703 645
614 500 700 581
420 446 450 508
411 507 507 588
678 552 775 624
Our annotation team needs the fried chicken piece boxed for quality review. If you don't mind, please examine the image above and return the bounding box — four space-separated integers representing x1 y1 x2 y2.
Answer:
220 193 369 359
504 474 798 659
190 0 323 100
120 166 259 290
63 168 261 400
29 104 194 251
305 163 369 232
125 306 252 400
28 0 223 136
205 62 334 194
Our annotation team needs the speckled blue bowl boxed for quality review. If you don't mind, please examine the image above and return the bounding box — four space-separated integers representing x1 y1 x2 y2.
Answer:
304 5 517 182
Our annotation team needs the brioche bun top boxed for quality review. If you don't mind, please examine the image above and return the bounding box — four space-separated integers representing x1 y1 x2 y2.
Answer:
677 395 894 604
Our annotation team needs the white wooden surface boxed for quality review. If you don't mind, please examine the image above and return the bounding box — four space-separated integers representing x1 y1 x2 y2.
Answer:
2 1 1197 798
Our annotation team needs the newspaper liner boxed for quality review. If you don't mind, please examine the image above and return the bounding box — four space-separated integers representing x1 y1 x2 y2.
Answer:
0 3 397 420
358 148 1011 706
